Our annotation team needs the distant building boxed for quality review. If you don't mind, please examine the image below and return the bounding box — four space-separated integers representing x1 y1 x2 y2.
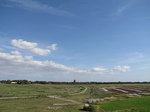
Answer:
11 82 17 84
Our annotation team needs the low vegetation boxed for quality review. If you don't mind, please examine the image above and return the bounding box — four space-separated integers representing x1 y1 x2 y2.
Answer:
0 83 150 112
99 96 150 112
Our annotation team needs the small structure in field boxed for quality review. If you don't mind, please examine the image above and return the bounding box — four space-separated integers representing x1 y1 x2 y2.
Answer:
84 98 106 103
11 82 17 84
83 104 91 111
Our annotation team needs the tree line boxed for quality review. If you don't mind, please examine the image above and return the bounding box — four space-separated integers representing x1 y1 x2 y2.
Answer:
0 80 150 84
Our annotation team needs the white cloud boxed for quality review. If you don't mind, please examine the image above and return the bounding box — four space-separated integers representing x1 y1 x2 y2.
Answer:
91 67 107 72
47 44 57 50
113 66 130 72
11 39 37 49
31 48 51 56
0 39 131 81
10 50 22 56
8 0 74 16
0 51 74 73
0 50 131 81
89 66 130 75
11 39 57 56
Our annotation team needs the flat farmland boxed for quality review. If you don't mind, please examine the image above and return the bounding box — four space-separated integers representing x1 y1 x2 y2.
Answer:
0 83 150 112
0 84 85 97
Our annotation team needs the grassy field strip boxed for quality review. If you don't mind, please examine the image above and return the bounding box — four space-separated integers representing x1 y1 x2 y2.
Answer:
99 96 150 112
69 87 88 95
0 96 37 100
48 96 81 105
0 84 86 97
53 103 75 106
0 84 150 112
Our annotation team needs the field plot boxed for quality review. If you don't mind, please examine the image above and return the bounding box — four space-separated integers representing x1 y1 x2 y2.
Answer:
99 96 150 112
118 88 142 93
0 83 150 112
108 88 128 94
0 84 85 97
106 86 150 94
0 84 89 112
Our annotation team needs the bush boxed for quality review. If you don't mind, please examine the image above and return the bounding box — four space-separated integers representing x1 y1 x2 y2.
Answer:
83 104 92 111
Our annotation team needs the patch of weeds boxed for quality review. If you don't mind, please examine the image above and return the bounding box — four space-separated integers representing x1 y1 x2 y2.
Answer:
114 108 138 112
36 94 47 98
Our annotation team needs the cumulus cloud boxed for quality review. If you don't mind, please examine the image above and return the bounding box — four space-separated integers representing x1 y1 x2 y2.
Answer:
90 66 130 75
91 67 107 72
11 39 57 56
11 39 37 49
0 51 74 74
47 44 57 50
0 50 131 80
113 66 130 72
0 39 131 81
10 51 21 55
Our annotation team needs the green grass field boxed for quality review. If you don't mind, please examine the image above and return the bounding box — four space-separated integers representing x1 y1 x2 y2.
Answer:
0 97 84 112
0 83 150 112
99 97 150 112
0 84 86 97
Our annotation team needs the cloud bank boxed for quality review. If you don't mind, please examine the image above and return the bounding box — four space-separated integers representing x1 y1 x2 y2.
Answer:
0 50 130 74
0 39 130 81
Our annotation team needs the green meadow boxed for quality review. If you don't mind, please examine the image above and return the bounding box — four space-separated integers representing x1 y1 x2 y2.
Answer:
99 97 150 112
0 84 84 97
0 83 150 112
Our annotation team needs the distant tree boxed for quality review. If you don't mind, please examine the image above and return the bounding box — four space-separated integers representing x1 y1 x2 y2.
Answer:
6 80 11 84
73 80 76 83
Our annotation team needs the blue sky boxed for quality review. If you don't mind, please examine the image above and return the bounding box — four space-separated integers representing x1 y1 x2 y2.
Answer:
0 0 150 82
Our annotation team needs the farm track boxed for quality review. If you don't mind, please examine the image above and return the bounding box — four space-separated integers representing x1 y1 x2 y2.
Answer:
0 96 82 106
48 87 88 105
69 87 88 95
48 96 81 105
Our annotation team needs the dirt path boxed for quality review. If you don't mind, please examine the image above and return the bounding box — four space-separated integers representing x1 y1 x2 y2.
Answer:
0 96 36 100
48 96 81 105
48 87 88 105
70 87 88 95
0 96 82 106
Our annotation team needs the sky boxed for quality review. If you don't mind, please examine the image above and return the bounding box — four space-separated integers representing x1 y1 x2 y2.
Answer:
0 0 150 82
